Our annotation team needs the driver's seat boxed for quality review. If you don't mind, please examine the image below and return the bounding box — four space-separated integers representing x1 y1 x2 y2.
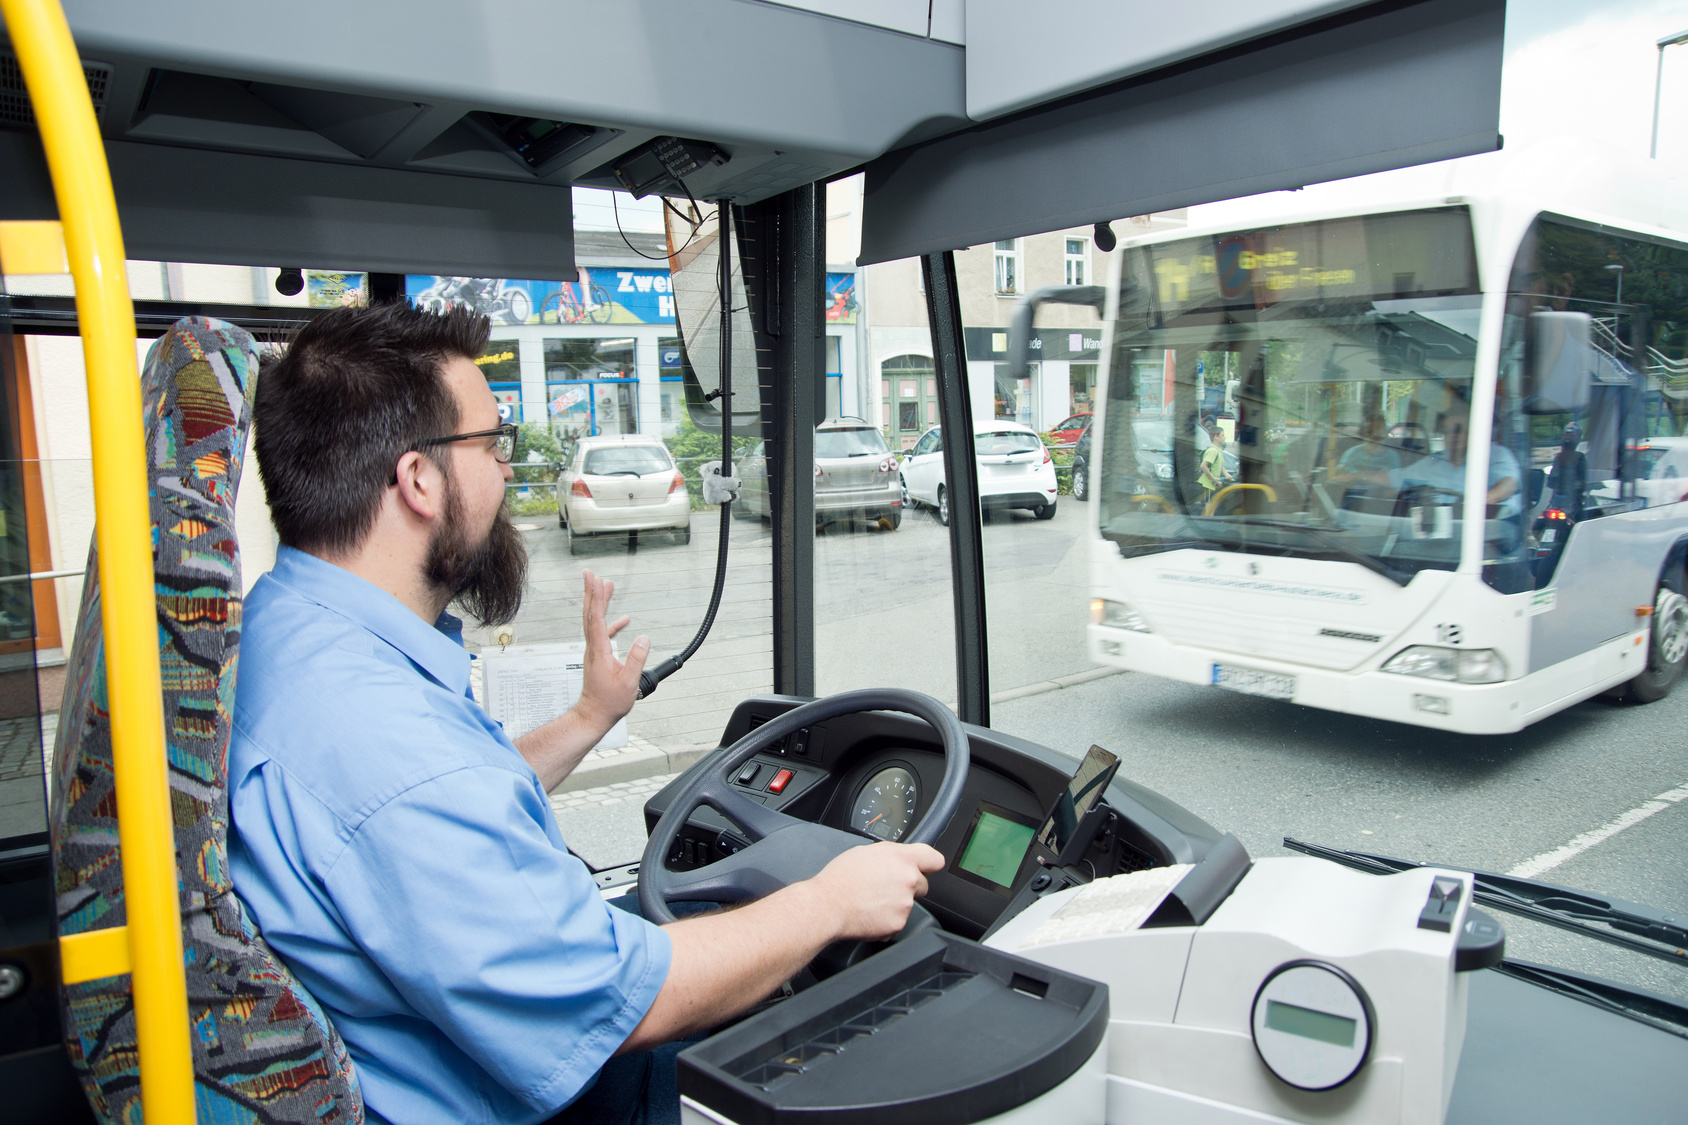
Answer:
50 317 363 1122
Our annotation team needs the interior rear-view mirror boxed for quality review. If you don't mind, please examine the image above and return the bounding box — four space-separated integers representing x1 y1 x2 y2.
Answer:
1525 310 1594 415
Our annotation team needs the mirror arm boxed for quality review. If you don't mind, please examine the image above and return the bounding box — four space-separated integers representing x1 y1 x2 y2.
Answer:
1006 285 1106 380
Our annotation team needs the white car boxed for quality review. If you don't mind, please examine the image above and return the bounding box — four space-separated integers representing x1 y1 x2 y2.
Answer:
556 435 691 554
899 421 1058 525
1584 436 1688 509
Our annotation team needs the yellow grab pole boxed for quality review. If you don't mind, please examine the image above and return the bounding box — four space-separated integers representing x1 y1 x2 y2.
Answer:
0 1 195 1121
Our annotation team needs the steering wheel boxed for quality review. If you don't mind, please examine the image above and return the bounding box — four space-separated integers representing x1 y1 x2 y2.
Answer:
639 689 970 925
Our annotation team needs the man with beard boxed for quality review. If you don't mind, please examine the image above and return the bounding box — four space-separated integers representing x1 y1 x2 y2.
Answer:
230 304 942 1125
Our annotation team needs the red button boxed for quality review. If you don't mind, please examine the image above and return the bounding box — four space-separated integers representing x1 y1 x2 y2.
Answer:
766 768 794 794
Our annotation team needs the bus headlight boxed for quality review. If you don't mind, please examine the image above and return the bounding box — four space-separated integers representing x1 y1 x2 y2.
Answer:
1382 645 1508 684
1092 598 1150 632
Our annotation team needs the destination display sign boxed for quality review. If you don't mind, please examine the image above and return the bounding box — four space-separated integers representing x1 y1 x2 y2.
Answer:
1130 206 1478 317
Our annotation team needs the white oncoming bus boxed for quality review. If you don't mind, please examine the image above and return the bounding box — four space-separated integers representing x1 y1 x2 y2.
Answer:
1081 140 1688 734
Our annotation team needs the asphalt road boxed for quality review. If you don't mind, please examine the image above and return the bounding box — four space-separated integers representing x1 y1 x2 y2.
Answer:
497 498 1688 1009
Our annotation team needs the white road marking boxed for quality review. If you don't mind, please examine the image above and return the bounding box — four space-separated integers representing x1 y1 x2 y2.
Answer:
1507 782 1688 880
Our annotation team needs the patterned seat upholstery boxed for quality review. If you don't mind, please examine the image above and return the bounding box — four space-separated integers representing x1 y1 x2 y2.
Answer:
50 318 363 1124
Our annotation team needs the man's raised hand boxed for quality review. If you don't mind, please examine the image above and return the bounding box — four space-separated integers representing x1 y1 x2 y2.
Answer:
574 569 650 730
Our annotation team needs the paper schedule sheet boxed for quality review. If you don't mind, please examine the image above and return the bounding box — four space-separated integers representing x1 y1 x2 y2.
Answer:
478 641 628 748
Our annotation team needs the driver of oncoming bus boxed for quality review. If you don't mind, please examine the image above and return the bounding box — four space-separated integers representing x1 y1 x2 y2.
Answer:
228 304 944 1125
1395 401 1522 517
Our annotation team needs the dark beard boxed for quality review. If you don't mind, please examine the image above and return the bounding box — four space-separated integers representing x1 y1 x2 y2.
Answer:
425 473 528 628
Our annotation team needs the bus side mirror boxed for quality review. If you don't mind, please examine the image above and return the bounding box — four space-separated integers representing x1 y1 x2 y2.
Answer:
1006 284 1106 380
1525 311 1593 414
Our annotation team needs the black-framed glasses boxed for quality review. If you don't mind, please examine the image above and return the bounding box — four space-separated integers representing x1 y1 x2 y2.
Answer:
415 422 519 464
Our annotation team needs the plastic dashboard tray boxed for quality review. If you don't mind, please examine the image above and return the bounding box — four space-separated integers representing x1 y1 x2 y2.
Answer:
678 930 1108 1125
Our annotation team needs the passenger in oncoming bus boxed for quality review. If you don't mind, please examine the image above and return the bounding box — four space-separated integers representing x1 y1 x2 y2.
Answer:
228 303 943 1125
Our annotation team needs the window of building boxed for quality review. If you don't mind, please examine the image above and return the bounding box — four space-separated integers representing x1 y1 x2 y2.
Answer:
1065 238 1088 286
544 337 638 438
994 239 1020 294
657 336 686 436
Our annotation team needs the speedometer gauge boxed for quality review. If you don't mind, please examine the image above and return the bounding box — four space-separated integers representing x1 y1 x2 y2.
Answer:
851 766 919 842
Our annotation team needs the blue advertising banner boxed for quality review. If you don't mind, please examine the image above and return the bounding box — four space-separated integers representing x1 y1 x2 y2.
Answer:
407 268 676 326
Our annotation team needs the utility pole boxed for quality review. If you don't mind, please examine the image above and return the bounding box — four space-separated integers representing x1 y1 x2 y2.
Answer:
1651 28 1688 159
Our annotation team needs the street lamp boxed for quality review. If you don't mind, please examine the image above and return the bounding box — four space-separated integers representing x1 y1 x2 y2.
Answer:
1651 28 1688 159
1605 263 1624 307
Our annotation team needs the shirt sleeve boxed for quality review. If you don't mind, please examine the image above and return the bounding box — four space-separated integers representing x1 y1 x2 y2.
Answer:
321 766 672 1114
1489 443 1522 485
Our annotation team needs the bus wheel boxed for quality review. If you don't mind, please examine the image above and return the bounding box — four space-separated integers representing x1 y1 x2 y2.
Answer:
1623 583 1688 703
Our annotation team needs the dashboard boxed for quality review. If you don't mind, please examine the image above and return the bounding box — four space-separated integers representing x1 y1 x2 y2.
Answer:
643 695 1222 937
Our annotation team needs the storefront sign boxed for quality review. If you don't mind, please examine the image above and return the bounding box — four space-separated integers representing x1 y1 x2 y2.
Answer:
964 327 1100 362
407 268 678 326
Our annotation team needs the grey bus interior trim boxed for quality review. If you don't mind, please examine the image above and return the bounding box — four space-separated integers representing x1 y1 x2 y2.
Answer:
857 0 1505 264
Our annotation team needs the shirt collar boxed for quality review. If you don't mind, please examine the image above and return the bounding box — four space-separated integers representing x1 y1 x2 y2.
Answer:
266 546 471 695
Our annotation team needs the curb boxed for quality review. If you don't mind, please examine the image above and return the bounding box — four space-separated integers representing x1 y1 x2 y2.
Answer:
555 739 714 793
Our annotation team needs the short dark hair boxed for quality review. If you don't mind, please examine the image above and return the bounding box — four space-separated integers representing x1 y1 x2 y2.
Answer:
254 303 491 555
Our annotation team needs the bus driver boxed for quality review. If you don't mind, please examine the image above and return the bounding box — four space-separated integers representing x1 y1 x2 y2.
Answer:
228 304 944 1125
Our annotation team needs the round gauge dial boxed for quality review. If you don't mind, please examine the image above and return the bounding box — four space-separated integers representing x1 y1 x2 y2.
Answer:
851 766 920 842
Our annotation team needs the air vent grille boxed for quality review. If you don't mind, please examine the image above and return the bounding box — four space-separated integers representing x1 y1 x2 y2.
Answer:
0 50 111 127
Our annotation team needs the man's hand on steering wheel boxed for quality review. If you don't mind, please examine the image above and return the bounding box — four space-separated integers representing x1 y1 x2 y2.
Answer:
811 841 945 941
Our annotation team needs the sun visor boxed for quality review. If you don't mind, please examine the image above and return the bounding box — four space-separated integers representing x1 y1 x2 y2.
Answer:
858 0 1504 264
0 132 578 280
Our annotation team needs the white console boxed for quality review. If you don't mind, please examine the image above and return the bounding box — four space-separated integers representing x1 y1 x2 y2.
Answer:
987 857 1477 1125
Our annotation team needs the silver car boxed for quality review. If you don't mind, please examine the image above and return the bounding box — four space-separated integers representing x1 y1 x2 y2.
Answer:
556 435 691 554
738 418 903 529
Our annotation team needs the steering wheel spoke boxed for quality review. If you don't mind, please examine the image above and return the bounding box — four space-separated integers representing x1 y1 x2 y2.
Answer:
698 783 794 843
661 821 864 906
639 689 970 924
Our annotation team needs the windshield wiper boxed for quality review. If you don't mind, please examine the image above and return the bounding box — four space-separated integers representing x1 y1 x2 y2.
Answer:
1283 837 1688 969
1203 518 1411 586
1491 961 1688 1040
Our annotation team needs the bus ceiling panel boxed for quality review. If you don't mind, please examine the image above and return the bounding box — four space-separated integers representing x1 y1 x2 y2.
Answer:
0 130 580 280
965 0 1376 122
857 0 1504 265
38 0 967 195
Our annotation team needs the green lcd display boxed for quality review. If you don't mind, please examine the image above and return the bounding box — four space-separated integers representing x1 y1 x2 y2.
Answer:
1265 1000 1357 1048
957 808 1036 889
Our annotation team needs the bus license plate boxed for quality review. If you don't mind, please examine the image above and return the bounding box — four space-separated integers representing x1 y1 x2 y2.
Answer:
1212 664 1296 701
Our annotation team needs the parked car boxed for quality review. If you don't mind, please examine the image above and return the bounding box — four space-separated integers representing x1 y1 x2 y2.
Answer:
1070 424 1092 501
899 420 1058 525
737 418 903 529
1589 436 1688 508
1048 412 1092 445
555 434 690 554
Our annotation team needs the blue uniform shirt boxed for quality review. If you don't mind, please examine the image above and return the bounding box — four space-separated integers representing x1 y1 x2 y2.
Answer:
229 547 671 1125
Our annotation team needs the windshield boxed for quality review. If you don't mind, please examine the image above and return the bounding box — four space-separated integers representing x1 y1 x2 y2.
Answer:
1133 419 1173 452
815 427 889 458
975 430 1042 457
582 446 673 475
1099 207 1486 581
